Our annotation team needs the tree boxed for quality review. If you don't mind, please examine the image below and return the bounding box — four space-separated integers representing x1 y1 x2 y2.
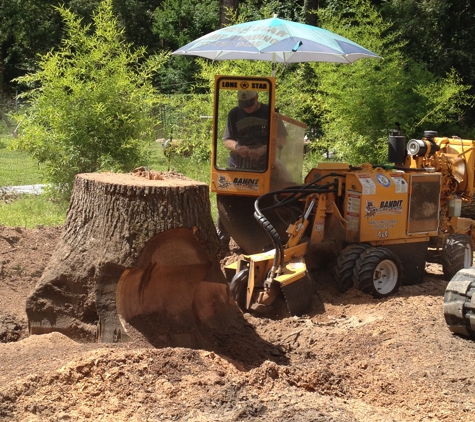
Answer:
111 0 163 51
302 0 320 26
12 0 167 196
0 0 64 92
379 0 475 129
308 0 473 164
0 0 162 95
220 0 239 27
152 0 220 93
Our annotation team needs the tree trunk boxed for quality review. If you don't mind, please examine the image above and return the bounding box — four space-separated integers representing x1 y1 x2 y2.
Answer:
303 0 320 27
220 0 239 27
26 171 241 349
0 107 17 138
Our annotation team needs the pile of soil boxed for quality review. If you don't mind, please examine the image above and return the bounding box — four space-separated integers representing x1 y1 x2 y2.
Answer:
1 225 475 421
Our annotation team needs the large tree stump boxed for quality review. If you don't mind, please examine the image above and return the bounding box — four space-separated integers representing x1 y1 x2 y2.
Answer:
26 171 242 348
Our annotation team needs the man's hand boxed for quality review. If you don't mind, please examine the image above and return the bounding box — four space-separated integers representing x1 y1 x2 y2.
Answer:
249 145 267 162
229 141 267 161
235 144 250 158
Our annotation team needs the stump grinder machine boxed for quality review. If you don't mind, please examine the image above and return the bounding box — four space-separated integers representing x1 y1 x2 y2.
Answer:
212 75 475 317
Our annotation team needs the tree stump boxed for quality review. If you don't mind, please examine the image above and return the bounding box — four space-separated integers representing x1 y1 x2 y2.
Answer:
26 171 241 349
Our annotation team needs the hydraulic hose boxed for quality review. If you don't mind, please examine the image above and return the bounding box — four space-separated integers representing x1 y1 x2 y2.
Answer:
253 172 341 271
253 210 283 280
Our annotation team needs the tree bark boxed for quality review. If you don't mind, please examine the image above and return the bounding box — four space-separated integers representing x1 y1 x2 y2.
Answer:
220 0 239 27
26 171 240 348
303 0 320 27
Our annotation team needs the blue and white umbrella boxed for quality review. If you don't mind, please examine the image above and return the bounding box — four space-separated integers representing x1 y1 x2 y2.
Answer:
172 16 380 66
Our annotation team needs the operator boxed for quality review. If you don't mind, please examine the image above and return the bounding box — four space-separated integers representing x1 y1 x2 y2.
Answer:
223 90 270 170
218 90 270 257
218 90 290 257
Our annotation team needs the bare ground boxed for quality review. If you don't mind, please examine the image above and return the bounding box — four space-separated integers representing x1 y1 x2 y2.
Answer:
1 225 475 421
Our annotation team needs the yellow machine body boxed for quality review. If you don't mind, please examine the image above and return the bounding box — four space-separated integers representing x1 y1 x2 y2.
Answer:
306 164 440 245
228 242 311 316
216 79 475 316
408 136 475 201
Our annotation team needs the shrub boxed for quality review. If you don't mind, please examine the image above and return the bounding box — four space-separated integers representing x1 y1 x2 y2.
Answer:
12 0 167 197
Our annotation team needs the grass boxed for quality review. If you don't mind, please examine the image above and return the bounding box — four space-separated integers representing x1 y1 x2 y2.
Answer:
0 194 69 228
0 135 45 186
0 128 62 227
0 135 218 227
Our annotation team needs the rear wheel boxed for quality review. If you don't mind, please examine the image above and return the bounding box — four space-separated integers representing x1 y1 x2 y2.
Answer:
441 234 473 280
354 247 402 298
334 244 371 292
443 266 475 339
229 269 249 311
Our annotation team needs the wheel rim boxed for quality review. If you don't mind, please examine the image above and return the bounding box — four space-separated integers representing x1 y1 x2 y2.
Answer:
373 259 398 295
464 244 473 268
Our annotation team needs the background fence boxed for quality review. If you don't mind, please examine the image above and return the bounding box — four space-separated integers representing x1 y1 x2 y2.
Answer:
0 97 204 190
0 118 46 189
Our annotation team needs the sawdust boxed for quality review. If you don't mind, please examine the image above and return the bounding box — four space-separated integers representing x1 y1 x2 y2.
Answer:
1 225 475 421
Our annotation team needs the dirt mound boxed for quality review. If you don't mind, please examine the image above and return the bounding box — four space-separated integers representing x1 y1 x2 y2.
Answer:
0 341 383 421
1 226 475 421
0 313 24 343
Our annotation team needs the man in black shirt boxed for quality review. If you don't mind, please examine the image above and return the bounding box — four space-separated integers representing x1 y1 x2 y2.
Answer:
218 90 270 256
223 90 270 170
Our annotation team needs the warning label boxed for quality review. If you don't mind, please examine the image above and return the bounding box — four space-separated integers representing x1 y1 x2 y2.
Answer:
356 175 376 195
391 175 408 194
347 191 361 214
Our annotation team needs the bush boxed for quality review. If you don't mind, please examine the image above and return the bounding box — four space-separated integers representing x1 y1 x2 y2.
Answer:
12 0 167 197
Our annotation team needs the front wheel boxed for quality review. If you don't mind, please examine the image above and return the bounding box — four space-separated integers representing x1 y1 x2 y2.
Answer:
334 244 371 292
441 234 473 280
354 247 402 298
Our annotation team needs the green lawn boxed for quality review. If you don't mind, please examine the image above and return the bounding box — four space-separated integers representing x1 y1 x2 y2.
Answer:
0 134 45 186
0 195 69 228
0 136 218 227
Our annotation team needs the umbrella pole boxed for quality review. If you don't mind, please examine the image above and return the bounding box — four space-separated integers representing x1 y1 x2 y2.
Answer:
272 53 276 77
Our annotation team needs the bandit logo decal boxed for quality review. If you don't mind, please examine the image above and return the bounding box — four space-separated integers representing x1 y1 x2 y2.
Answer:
217 174 232 189
365 199 403 217
232 177 259 191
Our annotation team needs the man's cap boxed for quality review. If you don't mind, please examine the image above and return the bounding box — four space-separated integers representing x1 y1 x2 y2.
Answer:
238 90 257 108
238 90 257 101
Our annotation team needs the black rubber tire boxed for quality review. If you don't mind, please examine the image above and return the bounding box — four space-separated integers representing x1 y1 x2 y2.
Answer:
441 234 473 280
229 269 249 311
443 266 475 339
334 244 371 292
354 247 402 298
